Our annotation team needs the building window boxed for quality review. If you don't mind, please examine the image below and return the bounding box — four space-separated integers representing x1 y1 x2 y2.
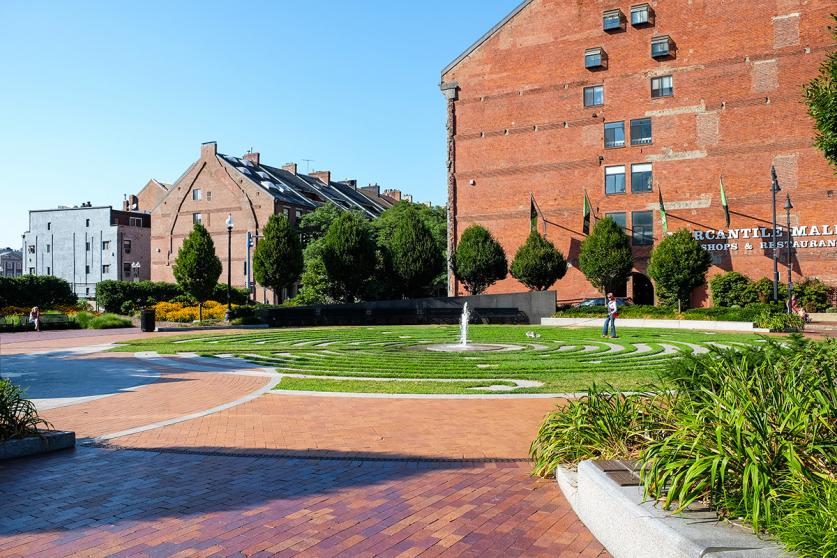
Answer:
46 266 51 275
651 36 672 58
632 211 654 245
631 118 653 145
604 121 625 148
603 9 624 31
192 189 202 201
193 213 202 224
206 191 212 201
124 239 132 254
85 265 90 274
85 219 90 227
102 264 110 274
123 262 132 278
631 163 654 192
102 240 111 250
45 244 50 253
129 217 142 227
27 245 35 254
85 241 90 251
295 209 303 219
631 4 652 26
605 165 626 195
85 287 90 296
583 85 604 107
606 212 627 231
29 267 35 275
651 75 673 98
47 222 51 230
584 48 606 69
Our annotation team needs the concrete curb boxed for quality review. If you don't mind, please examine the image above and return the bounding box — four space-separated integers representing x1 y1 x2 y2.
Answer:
154 324 269 332
0 430 76 461
555 461 791 558
541 317 770 333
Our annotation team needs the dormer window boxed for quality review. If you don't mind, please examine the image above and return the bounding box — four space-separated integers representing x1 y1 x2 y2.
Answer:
585 48 606 70
651 35 672 58
602 9 624 32
631 4 653 26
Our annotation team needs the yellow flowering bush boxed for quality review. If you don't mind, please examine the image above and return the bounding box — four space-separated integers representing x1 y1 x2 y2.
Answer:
153 300 235 322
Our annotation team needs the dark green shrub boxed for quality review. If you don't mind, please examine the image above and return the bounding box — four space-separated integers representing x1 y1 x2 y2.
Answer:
0 379 51 442
453 224 508 295
387 205 444 298
510 231 567 291
253 213 303 296
804 14 837 170
794 278 833 313
0 275 77 309
755 310 805 332
648 229 712 308
747 277 788 303
709 272 757 307
321 212 377 302
578 217 633 294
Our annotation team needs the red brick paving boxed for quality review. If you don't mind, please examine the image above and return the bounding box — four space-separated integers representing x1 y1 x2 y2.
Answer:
0 447 608 557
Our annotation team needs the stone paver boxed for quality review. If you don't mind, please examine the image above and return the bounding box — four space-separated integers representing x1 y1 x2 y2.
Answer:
112 393 563 459
0 446 609 558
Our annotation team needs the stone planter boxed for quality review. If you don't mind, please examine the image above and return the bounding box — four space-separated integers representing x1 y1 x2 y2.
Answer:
0 430 76 461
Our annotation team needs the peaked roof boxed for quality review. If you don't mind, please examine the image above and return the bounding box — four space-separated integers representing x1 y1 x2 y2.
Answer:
216 153 389 219
441 0 534 77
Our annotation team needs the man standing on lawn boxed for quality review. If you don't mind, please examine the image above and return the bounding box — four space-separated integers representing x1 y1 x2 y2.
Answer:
602 293 618 339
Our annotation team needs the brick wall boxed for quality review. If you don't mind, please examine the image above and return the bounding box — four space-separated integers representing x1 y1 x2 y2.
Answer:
442 0 836 305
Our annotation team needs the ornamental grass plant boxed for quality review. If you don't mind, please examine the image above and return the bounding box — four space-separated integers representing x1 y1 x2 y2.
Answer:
530 337 837 556
0 379 51 442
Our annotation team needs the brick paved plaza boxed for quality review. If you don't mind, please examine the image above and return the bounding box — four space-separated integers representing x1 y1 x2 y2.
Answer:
0 329 609 557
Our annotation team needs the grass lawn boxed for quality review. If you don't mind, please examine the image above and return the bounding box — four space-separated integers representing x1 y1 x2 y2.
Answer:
110 324 761 394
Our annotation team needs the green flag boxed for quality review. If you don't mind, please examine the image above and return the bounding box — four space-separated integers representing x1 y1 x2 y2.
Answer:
658 189 668 235
720 175 730 227
530 194 538 233
582 191 591 235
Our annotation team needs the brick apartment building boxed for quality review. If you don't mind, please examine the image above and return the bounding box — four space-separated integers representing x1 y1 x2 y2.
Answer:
142 142 406 302
440 0 836 305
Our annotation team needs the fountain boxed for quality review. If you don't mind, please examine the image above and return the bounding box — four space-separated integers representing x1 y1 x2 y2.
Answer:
459 302 470 346
418 302 523 353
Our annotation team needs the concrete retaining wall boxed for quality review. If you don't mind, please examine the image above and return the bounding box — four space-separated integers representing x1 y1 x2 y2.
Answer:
0 430 75 460
541 317 769 333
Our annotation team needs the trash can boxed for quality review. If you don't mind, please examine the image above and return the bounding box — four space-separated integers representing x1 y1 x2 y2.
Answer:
140 309 156 332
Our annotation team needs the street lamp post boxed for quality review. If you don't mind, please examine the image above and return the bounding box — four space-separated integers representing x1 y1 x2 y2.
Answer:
770 166 781 304
785 194 793 313
225 214 233 322
131 261 141 282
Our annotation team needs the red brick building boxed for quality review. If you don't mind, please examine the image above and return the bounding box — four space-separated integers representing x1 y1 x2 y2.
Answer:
141 142 403 302
441 0 836 305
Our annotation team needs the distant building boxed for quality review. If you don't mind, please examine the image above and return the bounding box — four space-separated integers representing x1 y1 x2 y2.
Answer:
0 248 23 277
22 204 151 299
146 141 408 302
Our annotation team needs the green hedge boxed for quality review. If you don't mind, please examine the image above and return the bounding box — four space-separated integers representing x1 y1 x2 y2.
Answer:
95 280 251 313
710 272 834 312
554 303 786 323
0 275 77 308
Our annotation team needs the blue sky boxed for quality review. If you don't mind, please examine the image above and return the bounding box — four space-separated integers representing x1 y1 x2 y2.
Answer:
0 1 519 248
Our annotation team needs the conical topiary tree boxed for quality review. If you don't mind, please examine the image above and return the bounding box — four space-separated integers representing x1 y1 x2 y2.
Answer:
648 228 712 309
510 231 568 291
453 224 508 295
578 217 633 294
389 206 444 298
320 211 377 302
253 213 303 301
173 223 222 321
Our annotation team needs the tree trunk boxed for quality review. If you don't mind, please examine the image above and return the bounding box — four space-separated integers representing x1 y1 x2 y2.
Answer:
199 303 203 322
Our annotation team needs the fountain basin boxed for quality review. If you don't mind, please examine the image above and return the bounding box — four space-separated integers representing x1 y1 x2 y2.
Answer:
419 343 524 353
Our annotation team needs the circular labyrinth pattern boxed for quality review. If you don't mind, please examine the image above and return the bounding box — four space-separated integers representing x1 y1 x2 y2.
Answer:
126 325 761 394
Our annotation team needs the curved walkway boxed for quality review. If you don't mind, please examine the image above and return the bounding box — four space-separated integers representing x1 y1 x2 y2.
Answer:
0 329 608 557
